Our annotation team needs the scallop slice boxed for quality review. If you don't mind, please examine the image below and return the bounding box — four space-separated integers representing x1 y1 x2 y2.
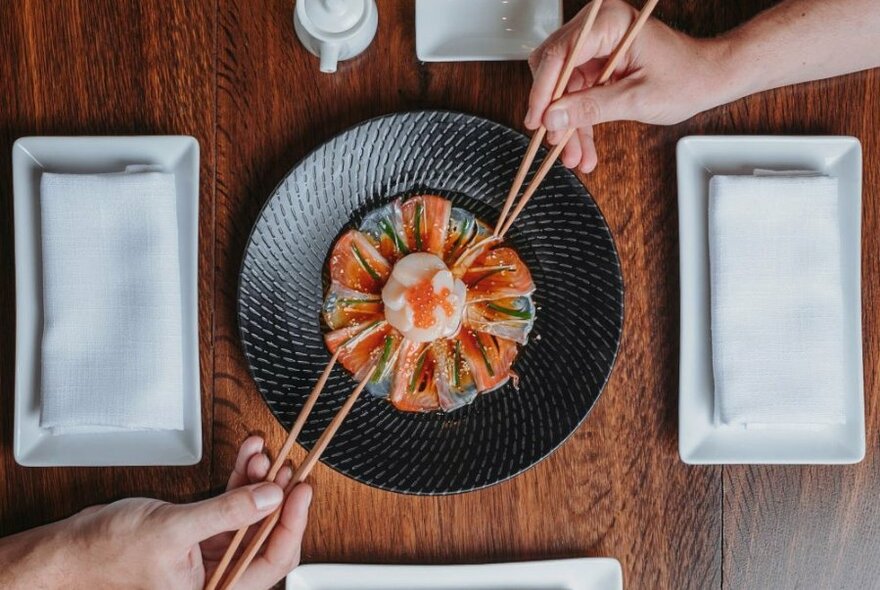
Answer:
358 199 409 261
464 296 535 345
322 282 383 331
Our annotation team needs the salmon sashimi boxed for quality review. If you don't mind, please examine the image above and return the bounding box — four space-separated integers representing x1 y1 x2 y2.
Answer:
323 195 535 413
389 339 440 412
325 320 393 379
329 230 391 294
457 328 518 392
450 235 500 278
400 195 451 256
463 247 535 302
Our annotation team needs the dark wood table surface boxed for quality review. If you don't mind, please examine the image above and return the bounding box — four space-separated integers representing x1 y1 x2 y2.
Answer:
1 1 878 588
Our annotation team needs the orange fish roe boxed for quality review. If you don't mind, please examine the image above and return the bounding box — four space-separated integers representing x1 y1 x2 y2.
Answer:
405 277 455 329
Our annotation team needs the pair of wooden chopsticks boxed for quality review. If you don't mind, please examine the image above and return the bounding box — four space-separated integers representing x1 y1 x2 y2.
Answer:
206 350 375 590
494 0 661 239
209 3 661 587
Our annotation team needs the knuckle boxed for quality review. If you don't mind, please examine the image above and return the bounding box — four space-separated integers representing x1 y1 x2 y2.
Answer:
576 96 602 126
527 49 541 73
218 493 252 524
542 43 568 64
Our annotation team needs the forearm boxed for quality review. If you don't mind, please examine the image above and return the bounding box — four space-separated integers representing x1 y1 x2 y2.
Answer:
0 524 71 589
719 0 880 102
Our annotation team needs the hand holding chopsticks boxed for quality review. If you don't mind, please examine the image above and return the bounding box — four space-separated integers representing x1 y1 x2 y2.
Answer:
493 0 606 236
494 0 661 239
204 350 341 590
206 352 376 590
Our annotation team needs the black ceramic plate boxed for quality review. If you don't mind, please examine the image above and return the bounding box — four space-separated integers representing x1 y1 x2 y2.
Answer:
238 110 623 495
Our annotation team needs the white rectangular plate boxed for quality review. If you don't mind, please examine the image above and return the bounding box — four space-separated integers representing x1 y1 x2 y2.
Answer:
287 559 623 590
416 0 562 62
677 135 864 464
12 136 202 466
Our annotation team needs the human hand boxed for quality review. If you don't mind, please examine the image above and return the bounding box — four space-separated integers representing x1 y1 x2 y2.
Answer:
526 0 735 172
0 436 312 590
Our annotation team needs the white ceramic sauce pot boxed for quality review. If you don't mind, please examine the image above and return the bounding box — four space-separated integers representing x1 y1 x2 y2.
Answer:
294 0 378 73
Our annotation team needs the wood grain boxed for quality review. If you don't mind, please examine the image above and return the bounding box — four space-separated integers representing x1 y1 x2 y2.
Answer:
214 2 719 588
0 0 216 533
1 0 878 588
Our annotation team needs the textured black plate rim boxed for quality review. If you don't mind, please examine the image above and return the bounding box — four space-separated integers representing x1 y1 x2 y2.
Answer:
236 109 626 495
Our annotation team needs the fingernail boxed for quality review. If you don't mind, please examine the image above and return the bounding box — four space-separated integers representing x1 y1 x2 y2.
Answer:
253 484 284 511
545 107 569 131
524 107 534 126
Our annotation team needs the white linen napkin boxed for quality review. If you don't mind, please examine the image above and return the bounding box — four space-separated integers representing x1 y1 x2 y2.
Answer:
39 168 184 433
708 171 846 428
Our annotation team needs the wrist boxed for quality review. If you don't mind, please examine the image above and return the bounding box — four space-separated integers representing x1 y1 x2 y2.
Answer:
698 33 758 111
710 27 769 105
0 523 76 589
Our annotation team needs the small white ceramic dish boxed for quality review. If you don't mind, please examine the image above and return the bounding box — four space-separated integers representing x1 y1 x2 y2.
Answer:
12 136 202 466
415 0 562 62
677 135 864 465
287 558 623 590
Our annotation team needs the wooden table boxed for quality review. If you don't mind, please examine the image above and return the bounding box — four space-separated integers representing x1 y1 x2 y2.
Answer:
1 1 878 587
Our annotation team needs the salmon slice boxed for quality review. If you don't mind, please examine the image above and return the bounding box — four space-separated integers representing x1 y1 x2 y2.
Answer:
329 230 391 294
400 195 451 256
389 339 440 412
325 320 391 379
457 328 518 392
462 247 535 302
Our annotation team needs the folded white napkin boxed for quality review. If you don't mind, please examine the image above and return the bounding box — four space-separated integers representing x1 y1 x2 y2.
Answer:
709 171 846 428
39 168 184 433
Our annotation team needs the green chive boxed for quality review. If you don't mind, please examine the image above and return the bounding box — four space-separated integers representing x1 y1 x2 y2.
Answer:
379 218 409 254
352 244 382 282
409 349 428 392
413 202 424 250
337 298 379 306
475 335 495 377
469 265 514 287
448 217 471 259
453 340 462 387
372 335 393 382
487 302 532 319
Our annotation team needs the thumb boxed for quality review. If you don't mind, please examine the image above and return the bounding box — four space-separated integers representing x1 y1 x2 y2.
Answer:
169 482 285 543
542 78 640 132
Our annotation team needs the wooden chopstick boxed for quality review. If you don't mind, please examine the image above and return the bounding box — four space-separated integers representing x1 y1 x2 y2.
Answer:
497 0 661 239
204 350 342 590
217 362 377 590
493 0 604 236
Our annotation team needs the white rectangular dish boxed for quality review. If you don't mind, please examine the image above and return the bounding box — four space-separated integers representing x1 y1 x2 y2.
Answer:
12 135 202 466
416 0 562 62
677 135 864 464
287 559 623 590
